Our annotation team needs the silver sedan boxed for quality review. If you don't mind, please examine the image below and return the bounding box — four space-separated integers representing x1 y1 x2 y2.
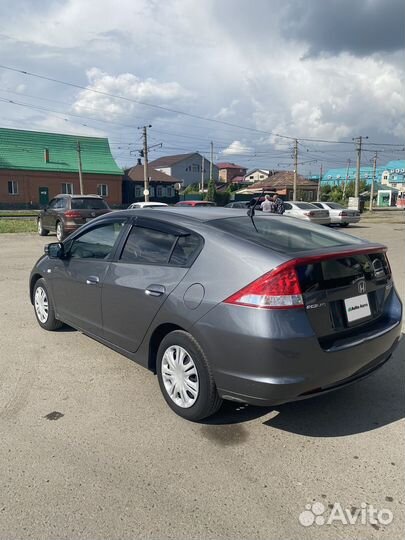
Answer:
283 201 331 225
313 202 361 227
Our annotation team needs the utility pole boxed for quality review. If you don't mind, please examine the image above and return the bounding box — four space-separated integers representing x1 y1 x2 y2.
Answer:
343 158 351 200
209 141 214 180
139 124 152 202
317 163 323 201
293 138 298 200
76 141 84 195
369 151 378 212
201 153 204 192
352 135 368 199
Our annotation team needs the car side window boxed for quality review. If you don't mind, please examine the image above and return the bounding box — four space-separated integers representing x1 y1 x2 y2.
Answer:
55 199 65 209
48 198 58 209
120 226 176 264
169 234 202 266
69 221 125 260
284 203 292 210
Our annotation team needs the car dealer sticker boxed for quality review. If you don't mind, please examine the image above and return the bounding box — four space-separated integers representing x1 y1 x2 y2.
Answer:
344 294 371 323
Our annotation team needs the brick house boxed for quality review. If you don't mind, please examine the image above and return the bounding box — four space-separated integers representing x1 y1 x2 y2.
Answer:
149 152 218 187
237 171 318 201
122 160 179 204
216 162 247 183
0 127 123 208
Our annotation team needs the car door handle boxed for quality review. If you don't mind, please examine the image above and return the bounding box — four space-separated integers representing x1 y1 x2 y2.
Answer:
145 284 166 297
86 276 100 285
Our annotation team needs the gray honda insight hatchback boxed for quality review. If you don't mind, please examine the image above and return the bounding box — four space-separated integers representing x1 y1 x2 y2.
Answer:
30 208 402 420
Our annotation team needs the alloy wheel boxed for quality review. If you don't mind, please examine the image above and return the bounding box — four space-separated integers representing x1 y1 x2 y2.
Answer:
56 222 63 241
161 345 199 408
34 286 49 323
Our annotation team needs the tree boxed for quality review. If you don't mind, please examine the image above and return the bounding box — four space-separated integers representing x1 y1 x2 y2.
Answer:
205 178 216 202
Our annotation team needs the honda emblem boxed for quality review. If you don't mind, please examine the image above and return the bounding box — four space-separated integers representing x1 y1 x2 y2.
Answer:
358 280 366 294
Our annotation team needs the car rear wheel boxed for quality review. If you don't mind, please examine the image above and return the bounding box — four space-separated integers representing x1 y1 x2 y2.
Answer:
56 221 65 241
339 223 349 227
37 218 49 236
33 278 63 331
157 330 222 421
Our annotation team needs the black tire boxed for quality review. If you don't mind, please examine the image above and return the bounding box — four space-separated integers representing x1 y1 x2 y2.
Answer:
37 218 49 236
156 330 222 421
33 278 63 331
339 223 349 228
56 220 65 241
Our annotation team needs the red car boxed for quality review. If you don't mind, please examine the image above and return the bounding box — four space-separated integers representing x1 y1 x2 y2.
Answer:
175 200 216 207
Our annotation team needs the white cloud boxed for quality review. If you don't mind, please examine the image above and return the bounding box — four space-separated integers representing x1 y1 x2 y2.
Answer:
0 0 403 171
71 68 190 122
222 140 253 156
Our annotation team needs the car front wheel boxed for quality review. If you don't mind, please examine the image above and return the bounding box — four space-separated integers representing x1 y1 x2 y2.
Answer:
33 278 63 331
157 330 222 421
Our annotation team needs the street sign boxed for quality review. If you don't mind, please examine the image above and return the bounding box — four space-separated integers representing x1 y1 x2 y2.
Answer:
143 189 149 196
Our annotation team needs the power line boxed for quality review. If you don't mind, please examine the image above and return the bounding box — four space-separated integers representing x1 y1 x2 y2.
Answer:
0 64 296 140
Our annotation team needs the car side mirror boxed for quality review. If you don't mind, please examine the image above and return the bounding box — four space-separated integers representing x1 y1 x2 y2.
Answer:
45 242 64 259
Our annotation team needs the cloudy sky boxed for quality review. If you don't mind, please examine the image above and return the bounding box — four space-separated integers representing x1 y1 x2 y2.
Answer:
0 0 404 173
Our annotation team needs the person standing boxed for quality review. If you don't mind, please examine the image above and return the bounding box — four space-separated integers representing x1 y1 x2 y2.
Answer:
271 194 285 214
260 194 273 213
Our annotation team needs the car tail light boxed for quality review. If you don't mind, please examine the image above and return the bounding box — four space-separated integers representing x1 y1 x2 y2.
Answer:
64 210 82 218
339 211 348 217
224 261 304 310
304 211 316 217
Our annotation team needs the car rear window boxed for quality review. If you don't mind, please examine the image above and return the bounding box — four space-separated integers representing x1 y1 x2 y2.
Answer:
120 226 202 266
325 202 344 209
71 198 109 210
210 216 365 253
121 227 176 264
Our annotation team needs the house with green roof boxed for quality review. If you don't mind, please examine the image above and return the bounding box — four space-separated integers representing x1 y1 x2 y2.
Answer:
0 127 123 208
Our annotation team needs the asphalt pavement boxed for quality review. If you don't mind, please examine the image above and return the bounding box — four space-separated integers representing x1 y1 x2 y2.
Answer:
0 213 404 540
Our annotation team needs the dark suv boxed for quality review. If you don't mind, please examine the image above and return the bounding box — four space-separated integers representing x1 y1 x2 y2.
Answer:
37 194 111 241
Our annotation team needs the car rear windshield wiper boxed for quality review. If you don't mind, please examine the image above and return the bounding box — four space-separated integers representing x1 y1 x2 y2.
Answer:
247 190 264 232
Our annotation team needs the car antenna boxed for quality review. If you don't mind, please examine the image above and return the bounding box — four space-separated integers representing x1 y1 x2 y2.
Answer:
247 189 264 232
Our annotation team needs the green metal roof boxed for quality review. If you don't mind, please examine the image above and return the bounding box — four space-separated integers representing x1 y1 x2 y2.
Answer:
0 127 122 175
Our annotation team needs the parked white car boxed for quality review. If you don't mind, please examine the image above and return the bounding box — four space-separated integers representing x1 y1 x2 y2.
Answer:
312 202 360 227
283 201 330 225
128 202 168 209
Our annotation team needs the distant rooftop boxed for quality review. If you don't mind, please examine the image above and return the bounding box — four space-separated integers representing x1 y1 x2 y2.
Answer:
125 163 179 183
0 127 122 175
216 162 246 170
149 153 198 168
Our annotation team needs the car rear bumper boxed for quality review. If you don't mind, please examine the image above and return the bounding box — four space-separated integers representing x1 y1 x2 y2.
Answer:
309 217 331 225
330 216 361 224
192 290 402 406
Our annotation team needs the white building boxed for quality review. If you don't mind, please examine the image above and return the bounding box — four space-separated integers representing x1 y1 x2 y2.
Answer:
244 169 270 183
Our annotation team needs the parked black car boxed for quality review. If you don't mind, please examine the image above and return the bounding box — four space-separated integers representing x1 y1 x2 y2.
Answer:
37 194 111 241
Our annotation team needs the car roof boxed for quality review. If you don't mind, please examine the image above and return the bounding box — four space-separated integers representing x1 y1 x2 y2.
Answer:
55 194 103 199
177 200 214 204
112 206 253 224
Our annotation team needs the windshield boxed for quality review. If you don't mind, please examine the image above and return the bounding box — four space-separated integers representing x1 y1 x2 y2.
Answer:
210 216 365 253
71 198 109 210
